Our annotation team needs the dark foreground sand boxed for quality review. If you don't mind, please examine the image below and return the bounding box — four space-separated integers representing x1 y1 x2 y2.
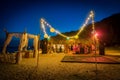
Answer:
0 53 120 80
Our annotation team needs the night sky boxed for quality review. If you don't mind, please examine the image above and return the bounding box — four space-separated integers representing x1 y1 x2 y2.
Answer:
0 0 120 40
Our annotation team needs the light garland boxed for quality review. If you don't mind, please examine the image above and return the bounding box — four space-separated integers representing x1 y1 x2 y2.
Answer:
40 10 95 39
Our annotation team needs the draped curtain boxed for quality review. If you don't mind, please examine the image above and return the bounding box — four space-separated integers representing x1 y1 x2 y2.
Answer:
2 32 38 54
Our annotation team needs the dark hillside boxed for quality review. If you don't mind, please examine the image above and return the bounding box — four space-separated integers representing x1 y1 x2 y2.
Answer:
95 13 120 46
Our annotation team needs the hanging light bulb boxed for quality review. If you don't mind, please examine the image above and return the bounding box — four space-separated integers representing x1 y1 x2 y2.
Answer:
41 18 44 23
44 34 48 38
47 36 51 41
90 11 94 16
66 37 70 40
74 35 79 39
50 28 55 32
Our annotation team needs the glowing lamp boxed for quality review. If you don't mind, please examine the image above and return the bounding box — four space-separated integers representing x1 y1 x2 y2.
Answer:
47 36 50 40
50 28 55 32
66 37 70 40
44 34 48 38
95 33 98 37
90 11 94 16
41 18 44 23
74 35 79 39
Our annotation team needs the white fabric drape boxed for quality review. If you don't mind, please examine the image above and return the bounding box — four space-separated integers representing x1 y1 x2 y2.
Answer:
12 33 22 38
18 33 28 51
33 36 38 51
2 32 39 55
2 34 13 53
28 34 39 51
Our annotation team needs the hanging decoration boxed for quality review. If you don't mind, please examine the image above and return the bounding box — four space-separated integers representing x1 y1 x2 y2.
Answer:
44 34 48 38
47 36 51 41
40 10 95 40
50 28 55 32
74 35 79 39
66 37 70 40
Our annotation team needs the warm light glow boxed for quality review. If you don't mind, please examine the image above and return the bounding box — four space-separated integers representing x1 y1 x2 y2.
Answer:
50 28 55 32
95 33 98 37
90 11 94 16
44 34 48 38
40 18 44 23
47 36 51 40
74 35 79 39
66 37 70 40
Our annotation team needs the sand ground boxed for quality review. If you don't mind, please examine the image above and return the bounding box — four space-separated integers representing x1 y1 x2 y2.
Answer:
0 53 120 80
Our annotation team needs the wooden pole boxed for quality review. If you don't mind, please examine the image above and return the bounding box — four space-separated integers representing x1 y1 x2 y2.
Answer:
37 34 40 67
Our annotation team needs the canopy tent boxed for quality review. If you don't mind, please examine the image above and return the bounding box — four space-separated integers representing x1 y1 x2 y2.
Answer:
2 31 39 64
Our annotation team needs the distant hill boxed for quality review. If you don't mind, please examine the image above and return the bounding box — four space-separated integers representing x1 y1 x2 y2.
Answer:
51 13 120 46
95 13 120 46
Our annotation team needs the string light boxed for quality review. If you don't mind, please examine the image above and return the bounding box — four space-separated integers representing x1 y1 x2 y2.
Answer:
40 10 95 39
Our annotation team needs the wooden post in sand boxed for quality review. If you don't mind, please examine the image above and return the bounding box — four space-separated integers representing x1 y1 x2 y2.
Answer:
16 51 22 64
37 34 40 67
33 35 39 58
99 41 105 55
15 32 26 64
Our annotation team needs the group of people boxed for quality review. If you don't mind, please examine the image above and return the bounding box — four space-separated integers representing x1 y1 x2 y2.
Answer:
67 43 95 54
47 43 96 54
47 44 65 53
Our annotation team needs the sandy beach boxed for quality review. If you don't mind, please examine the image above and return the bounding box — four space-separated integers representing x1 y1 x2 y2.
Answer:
0 53 120 80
